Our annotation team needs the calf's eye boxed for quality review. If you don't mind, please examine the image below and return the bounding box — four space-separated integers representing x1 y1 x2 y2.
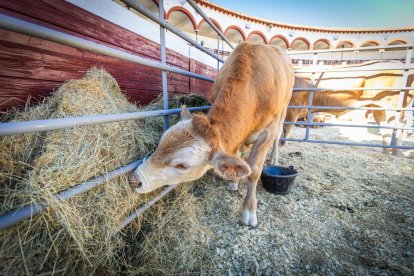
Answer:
174 163 189 170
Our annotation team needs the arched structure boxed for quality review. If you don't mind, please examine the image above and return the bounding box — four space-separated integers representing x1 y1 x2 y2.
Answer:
360 40 380 47
246 31 267 44
197 18 223 39
126 0 161 19
291 37 310 51
335 40 355 49
388 39 408 46
224 25 246 45
269 35 289 49
166 7 197 33
313 39 331 50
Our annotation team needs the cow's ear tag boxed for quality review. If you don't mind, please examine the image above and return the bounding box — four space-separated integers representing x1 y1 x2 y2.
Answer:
223 167 237 181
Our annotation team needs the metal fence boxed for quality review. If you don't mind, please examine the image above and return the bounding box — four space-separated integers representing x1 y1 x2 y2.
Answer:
283 44 414 150
1 0 413 231
0 0 223 230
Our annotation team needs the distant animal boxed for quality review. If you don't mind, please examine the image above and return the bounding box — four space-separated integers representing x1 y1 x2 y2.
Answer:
283 61 414 156
130 43 294 227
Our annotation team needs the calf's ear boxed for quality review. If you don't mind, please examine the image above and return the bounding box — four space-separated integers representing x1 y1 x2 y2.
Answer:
180 105 193 121
211 152 251 181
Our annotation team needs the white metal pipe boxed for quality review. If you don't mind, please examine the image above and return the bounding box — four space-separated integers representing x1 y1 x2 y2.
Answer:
186 0 235 50
0 159 142 230
283 121 414 130
288 44 414 55
293 87 413 91
304 53 318 140
0 14 214 82
159 0 169 130
294 65 414 74
120 0 224 63
280 138 414 150
288 105 414 111
119 184 177 230
0 106 210 137
389 47 413 146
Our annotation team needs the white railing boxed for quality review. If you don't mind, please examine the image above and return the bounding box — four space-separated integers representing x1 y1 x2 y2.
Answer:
286 44 414 149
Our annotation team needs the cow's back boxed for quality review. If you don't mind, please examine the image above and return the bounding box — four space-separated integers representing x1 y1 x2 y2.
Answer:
210 43 294 137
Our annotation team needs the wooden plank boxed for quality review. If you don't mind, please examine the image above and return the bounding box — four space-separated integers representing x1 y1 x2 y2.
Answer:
0 1 188 69
0 0 217 111
0 30 191 92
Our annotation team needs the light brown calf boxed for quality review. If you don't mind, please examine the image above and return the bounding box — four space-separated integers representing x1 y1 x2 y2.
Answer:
283 61 414 156
130 43 294 227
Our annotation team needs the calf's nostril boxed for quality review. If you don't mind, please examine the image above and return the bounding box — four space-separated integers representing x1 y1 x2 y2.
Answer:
129 173 142 189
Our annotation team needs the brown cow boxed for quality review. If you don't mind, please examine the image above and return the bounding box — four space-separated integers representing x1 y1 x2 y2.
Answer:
283 60 414 156
130 43 294 227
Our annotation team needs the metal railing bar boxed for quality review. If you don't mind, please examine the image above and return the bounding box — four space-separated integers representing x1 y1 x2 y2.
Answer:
283 121 414 130
280 137 414 150
158 0 169 130
294 65 414 73
120 0 224 63
293 87 413 91
0 14 214 83
288 105 414 111
0 106 210 137
288 44 414 55
186 0 234 50
304 53 318 140
119 184 177 230
389 47 413 147
0 159 143 230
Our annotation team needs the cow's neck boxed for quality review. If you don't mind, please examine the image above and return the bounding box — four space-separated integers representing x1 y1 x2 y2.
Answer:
208 89 252 155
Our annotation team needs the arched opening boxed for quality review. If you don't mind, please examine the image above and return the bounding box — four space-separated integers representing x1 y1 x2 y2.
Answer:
388 39 407 46
335 41 354 49
197 18 223 48
360 40 379 47
313 39 331 50
246 31 267 44
291 37 310 51
224 26 246 45
119 0 160 19
166 7 197 34
269 35 289 50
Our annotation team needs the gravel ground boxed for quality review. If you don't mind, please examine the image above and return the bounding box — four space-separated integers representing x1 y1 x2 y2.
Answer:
189 125 414 274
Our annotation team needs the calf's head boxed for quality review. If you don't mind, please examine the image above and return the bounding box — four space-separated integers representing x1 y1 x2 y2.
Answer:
130 107 251 193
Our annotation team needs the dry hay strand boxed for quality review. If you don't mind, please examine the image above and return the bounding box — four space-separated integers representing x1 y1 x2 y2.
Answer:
0 68 195 274
123 172 221 275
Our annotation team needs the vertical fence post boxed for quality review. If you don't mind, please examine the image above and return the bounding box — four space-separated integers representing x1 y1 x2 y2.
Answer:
217 34 220 70
304 53 318 140
390 46 413 148
159 0 169 130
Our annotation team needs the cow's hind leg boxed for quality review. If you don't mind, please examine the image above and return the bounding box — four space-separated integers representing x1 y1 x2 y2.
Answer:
270 118 285 165
373 110 392 155
243 121 279 227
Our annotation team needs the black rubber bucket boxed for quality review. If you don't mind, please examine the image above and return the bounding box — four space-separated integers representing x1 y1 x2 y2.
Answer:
260 165 298 195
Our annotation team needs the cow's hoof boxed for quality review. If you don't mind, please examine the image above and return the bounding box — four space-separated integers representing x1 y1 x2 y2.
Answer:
242 209 258 227
227 181 239 191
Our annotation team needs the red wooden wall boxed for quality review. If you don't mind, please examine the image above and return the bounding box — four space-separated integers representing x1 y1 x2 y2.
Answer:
0 0 216 112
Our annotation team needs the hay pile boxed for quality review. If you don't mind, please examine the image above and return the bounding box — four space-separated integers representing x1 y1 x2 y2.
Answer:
0 68 211 274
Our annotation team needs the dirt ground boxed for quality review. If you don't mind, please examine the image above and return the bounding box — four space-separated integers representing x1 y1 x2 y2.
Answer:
176 124 414 274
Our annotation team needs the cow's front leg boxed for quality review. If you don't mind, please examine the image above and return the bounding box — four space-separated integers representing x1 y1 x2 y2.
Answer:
242 122 279 227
